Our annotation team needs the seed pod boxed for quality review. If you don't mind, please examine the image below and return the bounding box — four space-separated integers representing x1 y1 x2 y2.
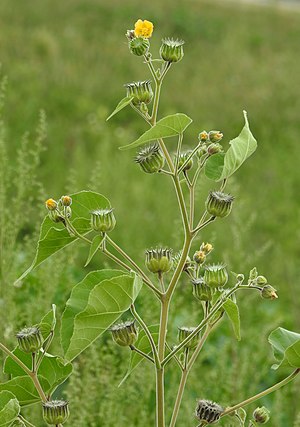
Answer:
192 278 212 302
172 251 192 272
206 191 234 218
253 406 270 424
124 80 153 106
178 326 200 349
145 248 173 274
129 37 150 56
134 143 165 174
110 320 138 347
160 38 184 63
16 326 43 353
175 151 193 171
90 208 116 233
261 285 278 300
195 399 223 424
204 263 228 288
42 400 69 425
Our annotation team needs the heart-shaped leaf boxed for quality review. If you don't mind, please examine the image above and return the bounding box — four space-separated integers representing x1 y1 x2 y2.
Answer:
0 391 20 425
119 113 192 150
61 270 142 361
268 327 300 370
15 191 110 286
0 376 49 407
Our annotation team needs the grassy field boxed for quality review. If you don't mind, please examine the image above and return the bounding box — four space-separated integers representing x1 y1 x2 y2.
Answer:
0 0 300 425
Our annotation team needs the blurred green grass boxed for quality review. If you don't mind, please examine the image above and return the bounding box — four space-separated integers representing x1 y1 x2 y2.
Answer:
0 0 300 425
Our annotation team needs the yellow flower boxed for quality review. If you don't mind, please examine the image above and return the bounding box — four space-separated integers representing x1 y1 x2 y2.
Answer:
134 19 154 38
45 198 57 211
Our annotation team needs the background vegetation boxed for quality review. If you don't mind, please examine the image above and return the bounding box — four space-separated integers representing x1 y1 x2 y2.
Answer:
0 0 299 425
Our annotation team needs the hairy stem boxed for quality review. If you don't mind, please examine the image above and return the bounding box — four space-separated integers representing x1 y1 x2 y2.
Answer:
221 368 300 418
129 345 154 363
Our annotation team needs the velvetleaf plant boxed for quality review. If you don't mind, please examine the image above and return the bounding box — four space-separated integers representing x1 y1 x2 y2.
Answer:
0 18 299 427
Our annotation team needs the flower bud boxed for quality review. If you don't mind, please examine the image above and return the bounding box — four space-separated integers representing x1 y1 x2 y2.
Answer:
261 285 278 300
256 275 267 285
134 143 165 174
253 406 270 424
206 191 234 218
61 195 72 207
145 248 173 274
192 278 212 302
178 326 200 349
207 143 223 155
201 242 213 255
129 37 150 56
16 326 43 353
199 131 209 143
111 320 138 347
45 198 57 211
45 198 65 223
193 250 206 264
42 400 69 425
90 208 116 233
209 130 223 143
176 151 193 171
160 38 184 63
125 80 153 106
249 267 258 281
195 399 223 424
204 263 228 288
134 19 154 38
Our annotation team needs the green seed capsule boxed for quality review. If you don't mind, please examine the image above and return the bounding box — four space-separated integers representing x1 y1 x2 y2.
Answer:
134 143 165 174
253 406 270 424
90 208 116 233
42 400 69 425
204 263 228 288
124 80 153 106
16 326 43 353
192 278 212 302
175 151 194 171
160 38 184 63
129 37 150 56
178 326 200 349
110 320 138 347
145 248 173 274
206 191 234 218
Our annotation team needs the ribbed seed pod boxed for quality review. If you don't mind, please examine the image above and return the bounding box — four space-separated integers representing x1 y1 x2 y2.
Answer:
129 37 150 56
16 327 43 353
206 191 234 218
192 278 212 302
204 263 228 288
253 406 270 424
42 400 69 425
134 143 165 174
178 326 200 349
160 38 184 63
195 399 223 424
124 80 153 106
110 320 138 347
176 151 193 171
90 208 116 233
145 248 173 274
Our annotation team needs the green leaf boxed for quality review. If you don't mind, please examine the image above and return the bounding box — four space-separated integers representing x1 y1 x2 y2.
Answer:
204 153 225 180
4 349 72 395
15 191 110 286
119 325 159 387
62 271 142 361
106 96 134 121
84 234 104 267
268 327 300 370
0 391 20 426
119 113 192 150
223 299 241 341
0 376 49 407
39 304 56 341
205 111 257 181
